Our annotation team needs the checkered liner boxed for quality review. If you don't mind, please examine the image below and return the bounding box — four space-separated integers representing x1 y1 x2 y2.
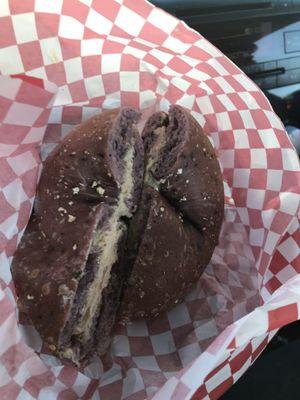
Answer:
0 1 299 399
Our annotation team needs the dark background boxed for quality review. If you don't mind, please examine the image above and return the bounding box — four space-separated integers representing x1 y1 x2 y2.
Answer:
221 321 300 399
153 0 300 154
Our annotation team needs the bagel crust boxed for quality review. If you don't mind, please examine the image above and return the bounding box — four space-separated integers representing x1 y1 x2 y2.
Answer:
11 105 223 363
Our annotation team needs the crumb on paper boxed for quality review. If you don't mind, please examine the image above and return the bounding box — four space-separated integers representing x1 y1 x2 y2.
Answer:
58 207 67 214
177 168 183 175
73 244 77 250
49 50 59 63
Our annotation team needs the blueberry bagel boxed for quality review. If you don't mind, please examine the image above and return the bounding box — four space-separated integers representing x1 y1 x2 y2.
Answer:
11 105 224 364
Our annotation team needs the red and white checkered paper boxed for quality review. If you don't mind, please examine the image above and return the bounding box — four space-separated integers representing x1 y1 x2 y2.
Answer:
0 1 299 399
